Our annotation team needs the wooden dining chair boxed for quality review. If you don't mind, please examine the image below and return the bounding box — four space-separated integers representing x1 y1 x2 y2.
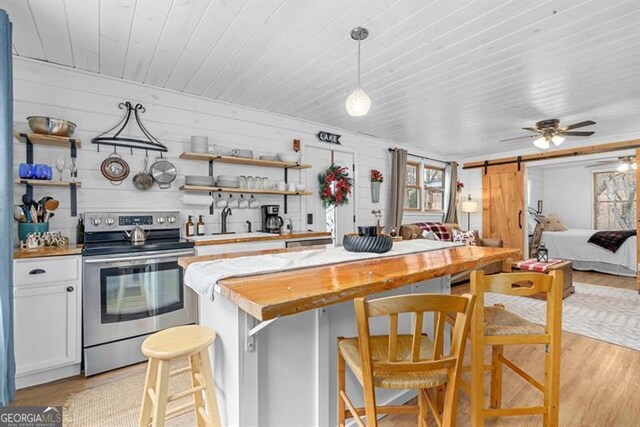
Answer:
468 270 562 427
337 293 476 427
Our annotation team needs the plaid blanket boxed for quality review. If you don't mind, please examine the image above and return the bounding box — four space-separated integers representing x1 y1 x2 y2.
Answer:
515 258 563 272
588 230 637 253
415 222 450 241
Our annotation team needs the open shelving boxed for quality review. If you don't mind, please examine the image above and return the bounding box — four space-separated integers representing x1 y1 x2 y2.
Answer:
14 132 80 216
180 185 310 196
178 151 312 214
15 179 82 188
179 152 311 170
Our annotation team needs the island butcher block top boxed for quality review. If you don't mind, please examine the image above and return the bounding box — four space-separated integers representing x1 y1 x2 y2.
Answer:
179 245 520 321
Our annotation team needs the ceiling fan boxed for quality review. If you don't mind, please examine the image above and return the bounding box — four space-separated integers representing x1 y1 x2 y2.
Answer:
587 156 636 172
501 119 596 149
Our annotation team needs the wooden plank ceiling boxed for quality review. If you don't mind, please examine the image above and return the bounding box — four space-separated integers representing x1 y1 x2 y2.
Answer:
2 0 639 156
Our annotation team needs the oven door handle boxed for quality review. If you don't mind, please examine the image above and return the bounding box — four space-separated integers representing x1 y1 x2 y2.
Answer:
84 250 194 264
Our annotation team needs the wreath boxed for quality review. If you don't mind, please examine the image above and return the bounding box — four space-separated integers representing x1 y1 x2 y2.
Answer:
318 164 353 207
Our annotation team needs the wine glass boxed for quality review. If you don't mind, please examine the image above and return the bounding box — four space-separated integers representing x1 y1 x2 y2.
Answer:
68 157 78 183
55 156 66 181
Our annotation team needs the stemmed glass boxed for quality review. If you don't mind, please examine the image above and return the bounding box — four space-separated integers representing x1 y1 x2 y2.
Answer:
68 157 78 183
55 156 66 181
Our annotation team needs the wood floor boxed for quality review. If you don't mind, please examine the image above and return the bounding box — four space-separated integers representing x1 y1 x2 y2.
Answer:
13 271 640 426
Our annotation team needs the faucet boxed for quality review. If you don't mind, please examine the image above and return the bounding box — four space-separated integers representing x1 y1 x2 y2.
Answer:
246 220 252 233
221 206 232 234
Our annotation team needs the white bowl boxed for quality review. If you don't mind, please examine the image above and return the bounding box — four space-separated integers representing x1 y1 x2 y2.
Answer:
217 175 238 182
216 181 240 188
277 152 302 163
295 184 306 191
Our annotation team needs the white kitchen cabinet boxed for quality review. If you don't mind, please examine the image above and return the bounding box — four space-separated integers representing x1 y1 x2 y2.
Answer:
13 255 82 388
195 240 286 256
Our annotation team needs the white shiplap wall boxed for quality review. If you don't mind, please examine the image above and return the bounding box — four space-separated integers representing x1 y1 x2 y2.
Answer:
12 57 439 241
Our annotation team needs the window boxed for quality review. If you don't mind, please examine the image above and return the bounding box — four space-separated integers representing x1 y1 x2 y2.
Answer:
404 162 421 210
423 166 445 211
594 171 636 230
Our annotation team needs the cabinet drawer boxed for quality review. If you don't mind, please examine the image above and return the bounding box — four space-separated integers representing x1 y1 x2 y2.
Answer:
14 256 80 286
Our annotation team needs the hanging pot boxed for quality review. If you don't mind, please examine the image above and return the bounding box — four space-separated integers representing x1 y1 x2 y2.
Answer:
133 157 154 191
101 153 130 185
150 159 177 189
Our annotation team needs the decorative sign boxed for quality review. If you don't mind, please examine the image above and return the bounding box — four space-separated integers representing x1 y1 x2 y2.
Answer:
316 131 341 145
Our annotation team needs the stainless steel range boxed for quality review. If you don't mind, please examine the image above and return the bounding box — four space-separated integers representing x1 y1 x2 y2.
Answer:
82 211 196 376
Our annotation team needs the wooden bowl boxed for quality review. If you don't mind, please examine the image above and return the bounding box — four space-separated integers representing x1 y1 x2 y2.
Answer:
343 233 393 254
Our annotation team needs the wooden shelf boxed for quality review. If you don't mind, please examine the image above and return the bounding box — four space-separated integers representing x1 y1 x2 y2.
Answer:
180 185 311 196
15 179 81 187
179 152 311 169
14 132 82 148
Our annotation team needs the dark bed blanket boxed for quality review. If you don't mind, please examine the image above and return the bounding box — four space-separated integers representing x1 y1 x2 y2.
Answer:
588 230 637 252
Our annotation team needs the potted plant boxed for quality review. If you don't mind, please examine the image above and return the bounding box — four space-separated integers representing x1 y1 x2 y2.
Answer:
370 169 383 203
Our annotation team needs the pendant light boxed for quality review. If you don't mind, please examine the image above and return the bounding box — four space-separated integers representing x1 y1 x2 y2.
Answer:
346 27 371 117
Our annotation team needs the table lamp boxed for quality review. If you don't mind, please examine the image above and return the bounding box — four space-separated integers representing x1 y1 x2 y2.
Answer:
461 194 478 230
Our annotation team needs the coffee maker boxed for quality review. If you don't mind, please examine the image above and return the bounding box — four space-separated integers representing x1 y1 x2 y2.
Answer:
261 205 284 234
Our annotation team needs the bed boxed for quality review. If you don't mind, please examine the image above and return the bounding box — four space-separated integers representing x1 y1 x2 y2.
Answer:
541 229 637 277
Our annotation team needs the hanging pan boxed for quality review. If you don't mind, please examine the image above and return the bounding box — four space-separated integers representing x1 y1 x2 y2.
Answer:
150 158 177 189
101 152 130 185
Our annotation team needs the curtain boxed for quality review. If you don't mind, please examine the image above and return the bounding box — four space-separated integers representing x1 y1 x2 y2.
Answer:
388 149 407 231
444 161 458 224
0 8 15 406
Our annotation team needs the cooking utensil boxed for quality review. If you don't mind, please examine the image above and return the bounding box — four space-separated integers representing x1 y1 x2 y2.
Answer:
123 224 150 245
27 116 77 136
133 157 154 191
101 153 130 185
14 206 25 222
150 159 177 189
44 199 59 212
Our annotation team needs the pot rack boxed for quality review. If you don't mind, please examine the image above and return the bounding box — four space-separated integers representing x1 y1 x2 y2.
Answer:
92 102 167 156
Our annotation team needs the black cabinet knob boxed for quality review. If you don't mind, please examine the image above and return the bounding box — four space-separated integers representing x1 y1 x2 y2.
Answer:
28 269 46 275
66 286 74 292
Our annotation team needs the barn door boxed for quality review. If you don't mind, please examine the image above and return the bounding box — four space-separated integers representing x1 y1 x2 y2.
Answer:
482 164 525 253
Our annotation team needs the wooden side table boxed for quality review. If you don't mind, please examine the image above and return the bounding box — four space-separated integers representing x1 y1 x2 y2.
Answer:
509 260 575 300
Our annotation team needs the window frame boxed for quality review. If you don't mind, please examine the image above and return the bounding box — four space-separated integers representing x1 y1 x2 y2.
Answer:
592 170 637 230
423 165 446 213
404 161 421 212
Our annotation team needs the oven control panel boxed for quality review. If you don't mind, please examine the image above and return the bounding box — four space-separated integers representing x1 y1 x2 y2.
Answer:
85 211 180 232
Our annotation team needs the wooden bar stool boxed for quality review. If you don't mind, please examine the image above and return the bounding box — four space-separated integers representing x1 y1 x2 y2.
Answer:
138 325 221 427
337 293 476 427
468 270 562 426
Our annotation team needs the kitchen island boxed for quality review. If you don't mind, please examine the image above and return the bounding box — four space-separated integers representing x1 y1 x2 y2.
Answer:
179 243 520 426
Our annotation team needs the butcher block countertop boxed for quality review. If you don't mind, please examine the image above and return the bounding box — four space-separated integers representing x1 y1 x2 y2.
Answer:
179 245 520 321
187 231 331 246
14 244 83 259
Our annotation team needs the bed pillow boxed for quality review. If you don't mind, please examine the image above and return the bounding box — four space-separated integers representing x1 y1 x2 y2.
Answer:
422 230 441 241
452 229 477 246
542 214 567 232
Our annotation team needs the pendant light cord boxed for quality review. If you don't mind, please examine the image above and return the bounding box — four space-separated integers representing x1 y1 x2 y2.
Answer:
357 36 361 87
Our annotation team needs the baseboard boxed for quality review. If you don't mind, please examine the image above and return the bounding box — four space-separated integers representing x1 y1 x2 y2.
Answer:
346 390 417 426
16 363 81 389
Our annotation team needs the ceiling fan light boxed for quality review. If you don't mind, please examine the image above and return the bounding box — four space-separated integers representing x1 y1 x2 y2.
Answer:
617 162 630 172
346 87 371 117
533 136 550 150
551 135 565 146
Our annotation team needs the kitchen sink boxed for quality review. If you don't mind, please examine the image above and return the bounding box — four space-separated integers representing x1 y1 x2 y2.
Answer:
187 232 273 241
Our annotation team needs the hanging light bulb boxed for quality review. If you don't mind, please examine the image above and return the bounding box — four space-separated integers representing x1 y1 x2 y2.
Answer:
533 136 550 150
617 161 630 172
346 27 371 117
551 135 565 146
632 161 637 170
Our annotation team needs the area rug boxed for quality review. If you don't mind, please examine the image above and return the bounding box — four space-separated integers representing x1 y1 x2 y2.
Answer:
64 365 195 426
484 283 640 351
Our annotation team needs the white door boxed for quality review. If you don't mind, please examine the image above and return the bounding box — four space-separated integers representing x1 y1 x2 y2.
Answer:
305 146 356 245
14 282 79 375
